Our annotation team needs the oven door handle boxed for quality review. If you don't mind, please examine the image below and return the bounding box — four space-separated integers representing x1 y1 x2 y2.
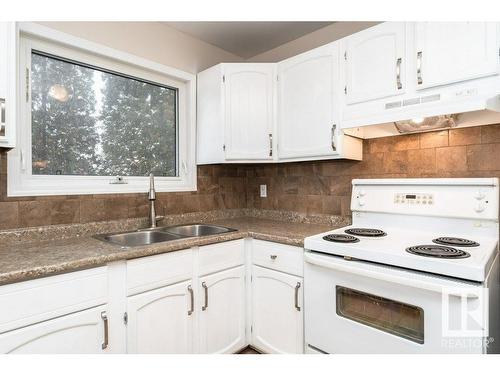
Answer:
304 253 480 299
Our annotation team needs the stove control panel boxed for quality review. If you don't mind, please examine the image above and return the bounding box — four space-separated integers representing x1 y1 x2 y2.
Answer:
394 193 434 205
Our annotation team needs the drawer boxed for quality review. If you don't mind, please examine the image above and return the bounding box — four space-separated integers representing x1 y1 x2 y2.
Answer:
198 239 245 276
252 239 303 276
0 267 108 334
126 249 193 296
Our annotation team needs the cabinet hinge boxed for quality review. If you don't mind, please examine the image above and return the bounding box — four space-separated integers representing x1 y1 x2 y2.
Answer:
222 75 225 83
25 68 30 102
123 312 128 325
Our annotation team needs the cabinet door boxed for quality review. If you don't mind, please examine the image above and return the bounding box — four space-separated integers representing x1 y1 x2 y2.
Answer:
344 22 406 104
127 280 194 354
415 22 499 89
223 63 275 160
0 306 108 354
251 265 303 354
198 266 246 354
278 43 340 159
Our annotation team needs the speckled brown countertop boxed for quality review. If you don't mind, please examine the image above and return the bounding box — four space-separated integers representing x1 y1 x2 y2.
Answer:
0 210 349 286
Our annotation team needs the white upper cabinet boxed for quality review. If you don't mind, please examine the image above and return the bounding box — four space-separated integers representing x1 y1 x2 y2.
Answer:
224 64 275 161
414 22 500 90
278 42 342 159
198 266 246 354
127 280 194 354
343 22 406 104
0 22 15 148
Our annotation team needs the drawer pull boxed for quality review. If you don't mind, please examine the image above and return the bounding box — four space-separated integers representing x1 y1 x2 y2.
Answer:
101 311 109 350
270 255 277 260
187 285 194 315
294 282 301 311
202 282 208 311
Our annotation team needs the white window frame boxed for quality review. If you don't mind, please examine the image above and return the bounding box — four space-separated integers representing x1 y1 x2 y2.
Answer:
8 22 197 197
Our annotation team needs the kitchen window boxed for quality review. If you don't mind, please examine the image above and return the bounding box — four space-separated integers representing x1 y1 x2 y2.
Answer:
9 24 196 196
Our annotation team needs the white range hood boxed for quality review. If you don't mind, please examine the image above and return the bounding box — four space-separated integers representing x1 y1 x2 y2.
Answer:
343 94 500 139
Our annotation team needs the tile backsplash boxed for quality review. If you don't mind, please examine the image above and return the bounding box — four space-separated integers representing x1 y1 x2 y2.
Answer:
246 124 500 216
1 124 499 230
0 160 247 230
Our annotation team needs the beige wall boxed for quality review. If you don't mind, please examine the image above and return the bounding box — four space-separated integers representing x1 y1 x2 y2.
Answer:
37 22 243 73
246 21 380 62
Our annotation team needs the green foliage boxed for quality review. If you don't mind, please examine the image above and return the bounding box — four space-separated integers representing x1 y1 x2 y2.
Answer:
31 52 177 177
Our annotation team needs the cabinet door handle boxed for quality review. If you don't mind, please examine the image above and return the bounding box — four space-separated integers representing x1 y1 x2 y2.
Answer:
202 282 208 311
269 133 273 157
396 58 402 90
187 285 194 315
294 282 301 311
331 124 337 152
0 98 5 137
417 51 423 85
270 254 277 260
101 311 109 350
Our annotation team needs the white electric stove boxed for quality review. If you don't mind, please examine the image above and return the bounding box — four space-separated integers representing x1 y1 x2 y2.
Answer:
304 178 500 354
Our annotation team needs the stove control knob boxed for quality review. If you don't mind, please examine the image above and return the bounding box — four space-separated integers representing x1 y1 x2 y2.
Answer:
358 190 366 197
474 190 486 200
474 203 486 213
358 199 366 206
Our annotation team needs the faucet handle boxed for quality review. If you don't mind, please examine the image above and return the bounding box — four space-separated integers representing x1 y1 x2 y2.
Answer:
148 173 156 200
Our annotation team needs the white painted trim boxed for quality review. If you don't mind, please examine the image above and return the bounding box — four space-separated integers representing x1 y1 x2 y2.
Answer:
8 22 197 196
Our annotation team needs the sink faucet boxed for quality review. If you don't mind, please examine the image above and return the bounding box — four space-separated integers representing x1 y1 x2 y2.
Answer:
148 173 157 228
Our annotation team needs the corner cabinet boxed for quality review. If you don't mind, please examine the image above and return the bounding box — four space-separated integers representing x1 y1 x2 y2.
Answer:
0 22 16 148
277 41 361 161
197 63 276 164
197 61 362 164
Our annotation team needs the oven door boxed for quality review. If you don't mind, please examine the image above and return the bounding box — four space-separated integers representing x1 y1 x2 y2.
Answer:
304 251 487 354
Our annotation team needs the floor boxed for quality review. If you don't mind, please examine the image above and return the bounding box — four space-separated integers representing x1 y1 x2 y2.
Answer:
237 346 261 354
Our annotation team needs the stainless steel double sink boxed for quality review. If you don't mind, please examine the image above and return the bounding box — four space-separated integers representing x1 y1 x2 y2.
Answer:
94 224 237 248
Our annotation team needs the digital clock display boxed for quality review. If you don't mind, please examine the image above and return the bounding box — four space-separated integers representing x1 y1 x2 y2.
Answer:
405 194 417 199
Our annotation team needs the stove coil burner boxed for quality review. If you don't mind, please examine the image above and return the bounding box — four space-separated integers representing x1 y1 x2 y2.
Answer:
406 245 470 259
323 234 360 243
345 228 387 237
432 237 480 247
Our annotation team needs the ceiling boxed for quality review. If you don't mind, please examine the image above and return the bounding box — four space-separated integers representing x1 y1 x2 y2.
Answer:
165 22 335 58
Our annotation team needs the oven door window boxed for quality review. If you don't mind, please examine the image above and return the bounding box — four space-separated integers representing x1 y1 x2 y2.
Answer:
336 286 424 344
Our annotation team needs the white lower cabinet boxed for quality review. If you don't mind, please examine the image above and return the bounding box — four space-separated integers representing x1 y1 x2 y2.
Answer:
251 265 304 354
198 266 246 353
126 280 194 354
0 239 307 354
0 305 109 354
